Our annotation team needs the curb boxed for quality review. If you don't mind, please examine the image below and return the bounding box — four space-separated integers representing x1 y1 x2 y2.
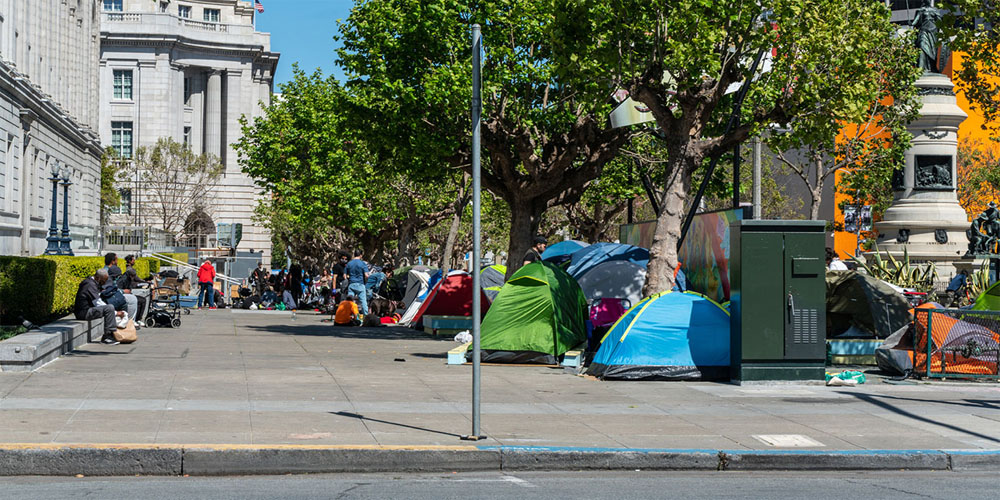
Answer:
0 444 998 476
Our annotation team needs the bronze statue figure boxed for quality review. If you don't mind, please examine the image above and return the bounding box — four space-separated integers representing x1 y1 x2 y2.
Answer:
966 202 1000 256
912 0 944 73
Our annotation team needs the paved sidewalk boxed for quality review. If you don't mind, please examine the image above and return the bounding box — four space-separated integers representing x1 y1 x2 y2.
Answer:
0 310 999 473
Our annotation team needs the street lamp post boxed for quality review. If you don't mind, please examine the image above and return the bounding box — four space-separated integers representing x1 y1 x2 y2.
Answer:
43 161 62 255
59 166 74 256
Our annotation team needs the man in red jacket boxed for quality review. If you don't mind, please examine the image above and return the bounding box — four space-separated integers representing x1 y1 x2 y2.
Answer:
197 259 217 309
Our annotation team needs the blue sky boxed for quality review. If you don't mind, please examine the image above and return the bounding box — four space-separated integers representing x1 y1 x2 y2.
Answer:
255 0 353 87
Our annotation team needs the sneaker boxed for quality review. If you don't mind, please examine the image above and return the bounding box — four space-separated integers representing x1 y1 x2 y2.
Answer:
209 307 217 310
101 337 120 345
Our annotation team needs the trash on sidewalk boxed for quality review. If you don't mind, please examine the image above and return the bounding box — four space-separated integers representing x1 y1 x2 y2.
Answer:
454 330 472 343
826 370 866 386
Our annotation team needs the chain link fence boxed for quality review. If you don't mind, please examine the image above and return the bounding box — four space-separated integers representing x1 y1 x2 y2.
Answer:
913 308 1000 379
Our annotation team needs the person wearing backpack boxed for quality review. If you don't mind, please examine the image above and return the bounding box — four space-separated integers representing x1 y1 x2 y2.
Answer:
102 253 139 324
197 259 217 309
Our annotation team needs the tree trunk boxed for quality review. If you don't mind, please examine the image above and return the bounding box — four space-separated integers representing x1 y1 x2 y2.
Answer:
505 199 545 279
808 189 823 221
397 222 415 267
643 164 692 297
440 173 470 271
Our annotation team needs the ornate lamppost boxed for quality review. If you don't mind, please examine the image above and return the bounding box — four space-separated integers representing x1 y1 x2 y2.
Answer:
43 160 62 255
59 165 74 256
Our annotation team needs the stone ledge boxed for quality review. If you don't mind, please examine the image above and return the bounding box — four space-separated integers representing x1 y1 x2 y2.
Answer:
0 315 103 372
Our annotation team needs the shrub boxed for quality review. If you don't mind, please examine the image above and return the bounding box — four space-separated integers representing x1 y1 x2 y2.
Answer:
36 255 106 317
154 252 189 267
0 256 57 324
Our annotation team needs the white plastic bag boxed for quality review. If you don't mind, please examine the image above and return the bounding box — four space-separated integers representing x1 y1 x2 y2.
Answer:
454 331 472 343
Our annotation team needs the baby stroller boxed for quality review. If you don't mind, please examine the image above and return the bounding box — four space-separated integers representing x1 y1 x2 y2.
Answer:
146 286 183 328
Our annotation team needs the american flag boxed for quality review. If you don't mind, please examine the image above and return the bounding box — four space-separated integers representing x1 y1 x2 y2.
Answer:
255 1 264 13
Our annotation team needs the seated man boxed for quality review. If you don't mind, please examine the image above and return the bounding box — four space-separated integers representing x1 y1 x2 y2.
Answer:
103 252 139 323
334 294 362 327
74 268 126 345
122 255 148 322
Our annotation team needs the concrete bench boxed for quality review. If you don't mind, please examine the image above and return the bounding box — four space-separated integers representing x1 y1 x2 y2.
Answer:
0 315 105 372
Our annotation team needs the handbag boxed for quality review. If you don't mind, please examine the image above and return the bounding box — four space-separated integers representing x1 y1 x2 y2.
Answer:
114 319 137 343
101 283 127 310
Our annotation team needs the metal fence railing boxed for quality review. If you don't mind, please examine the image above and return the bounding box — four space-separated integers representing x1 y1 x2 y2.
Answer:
913 308 1000 379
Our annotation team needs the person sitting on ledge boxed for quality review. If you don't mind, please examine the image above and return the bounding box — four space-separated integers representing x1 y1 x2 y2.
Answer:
74 268 126 345
334 294 362 327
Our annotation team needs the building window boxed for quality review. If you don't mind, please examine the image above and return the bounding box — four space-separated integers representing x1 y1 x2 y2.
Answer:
113 188 131 215
203 8 220 23
112 69 133 100
102 0 123 12
183 127 192 147
111 121 133 159
184 76 192 104
159 2 169 13
178 5 191 18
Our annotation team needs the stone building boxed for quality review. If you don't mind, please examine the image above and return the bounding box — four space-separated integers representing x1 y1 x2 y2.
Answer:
99 0 278 263
0 1 104 256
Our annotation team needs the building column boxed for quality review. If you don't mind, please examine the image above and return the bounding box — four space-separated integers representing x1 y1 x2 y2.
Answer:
223 69 243 174
204 70 223 160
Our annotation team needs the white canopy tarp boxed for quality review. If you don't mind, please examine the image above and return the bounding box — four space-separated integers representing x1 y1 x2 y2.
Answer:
576 260 646 309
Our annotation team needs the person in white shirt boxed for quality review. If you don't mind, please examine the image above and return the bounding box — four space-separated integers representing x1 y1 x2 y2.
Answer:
827 248 849 271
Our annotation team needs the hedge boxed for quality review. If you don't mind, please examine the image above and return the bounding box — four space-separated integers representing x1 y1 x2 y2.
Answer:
31 255 163 320
0 256 57 324
155 252 190 267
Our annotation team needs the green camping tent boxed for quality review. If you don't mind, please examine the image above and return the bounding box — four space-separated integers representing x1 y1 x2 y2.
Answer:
474 261 588 364
972 280 1000 311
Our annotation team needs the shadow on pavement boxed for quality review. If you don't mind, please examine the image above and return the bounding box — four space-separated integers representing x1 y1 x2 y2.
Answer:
332 411 462 438
408 352 448 359
842 392 1000 444
242 324 450 341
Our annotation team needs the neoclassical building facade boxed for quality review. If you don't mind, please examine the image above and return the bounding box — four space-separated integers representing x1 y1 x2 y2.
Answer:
0 0 104 256
100 0 278 262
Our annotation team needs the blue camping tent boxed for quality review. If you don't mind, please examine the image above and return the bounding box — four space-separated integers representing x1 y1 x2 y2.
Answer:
587 291 730 380
542 240 587 264
566 242 649 278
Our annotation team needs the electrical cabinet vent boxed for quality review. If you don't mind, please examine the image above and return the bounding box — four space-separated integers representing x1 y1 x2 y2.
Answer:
792 308 818 345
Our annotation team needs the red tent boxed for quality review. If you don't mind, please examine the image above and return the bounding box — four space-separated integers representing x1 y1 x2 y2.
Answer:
411 271 490 326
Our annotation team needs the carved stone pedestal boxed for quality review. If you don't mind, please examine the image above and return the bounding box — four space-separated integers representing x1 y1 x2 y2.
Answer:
873 72 969 283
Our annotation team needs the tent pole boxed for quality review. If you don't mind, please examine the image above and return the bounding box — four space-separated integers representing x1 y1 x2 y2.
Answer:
463 23 484 441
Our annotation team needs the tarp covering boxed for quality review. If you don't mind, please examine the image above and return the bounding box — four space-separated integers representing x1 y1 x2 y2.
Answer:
481 264 507 301
912 303 1000 375
972 280 1000 311
474 261 588 364
541 240 586 265
587 291 731 380
566 242 649 279
826 270 911 339
576 260 646 309
409 270 490 326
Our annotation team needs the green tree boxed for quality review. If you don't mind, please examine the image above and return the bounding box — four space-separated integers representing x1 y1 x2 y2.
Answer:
551 0 917 294
957 136 1000 218
236 68 458 264
99 147 121 228
941 1 1000 132
336 0 635 277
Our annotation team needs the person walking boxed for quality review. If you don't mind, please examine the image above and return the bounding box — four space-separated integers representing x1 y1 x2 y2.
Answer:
345 249 370 316
197 259 217 309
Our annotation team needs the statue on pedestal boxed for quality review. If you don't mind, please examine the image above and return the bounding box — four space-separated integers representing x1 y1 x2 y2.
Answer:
912 0 946 73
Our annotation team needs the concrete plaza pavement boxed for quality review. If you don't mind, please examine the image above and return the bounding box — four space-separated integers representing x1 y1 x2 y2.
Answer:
0 310 999 473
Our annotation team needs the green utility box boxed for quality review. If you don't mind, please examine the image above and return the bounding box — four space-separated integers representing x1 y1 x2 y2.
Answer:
730 220 826 382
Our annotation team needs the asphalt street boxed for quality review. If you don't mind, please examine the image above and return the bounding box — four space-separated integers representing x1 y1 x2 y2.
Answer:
0 471 993 499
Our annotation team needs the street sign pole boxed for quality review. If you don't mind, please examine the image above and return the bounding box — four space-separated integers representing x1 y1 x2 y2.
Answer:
463 23 484 441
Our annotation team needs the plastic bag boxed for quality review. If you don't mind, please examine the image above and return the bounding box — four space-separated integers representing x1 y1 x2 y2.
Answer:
825 370 866 386
454 330 473 343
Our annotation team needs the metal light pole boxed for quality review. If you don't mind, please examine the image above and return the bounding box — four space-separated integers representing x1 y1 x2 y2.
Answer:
43 161 62 255
59 166 74 255
462 23 485 441
752 136 762 219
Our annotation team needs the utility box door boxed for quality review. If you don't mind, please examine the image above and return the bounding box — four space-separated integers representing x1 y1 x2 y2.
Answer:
740 232 785 360
783 232 826 359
